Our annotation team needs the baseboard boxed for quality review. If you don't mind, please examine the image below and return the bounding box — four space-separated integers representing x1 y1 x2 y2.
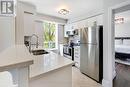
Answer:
102 79 112 87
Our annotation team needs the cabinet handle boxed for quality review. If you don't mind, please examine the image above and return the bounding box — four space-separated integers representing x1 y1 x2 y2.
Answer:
24 11 34 15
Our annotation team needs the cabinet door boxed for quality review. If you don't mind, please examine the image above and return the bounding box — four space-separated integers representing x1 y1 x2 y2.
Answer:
64 24 75 37
64 25 69 37
74 46 80 68
24 12 35 36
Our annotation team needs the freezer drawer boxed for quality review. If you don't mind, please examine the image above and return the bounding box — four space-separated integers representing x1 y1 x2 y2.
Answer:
80 44 99 81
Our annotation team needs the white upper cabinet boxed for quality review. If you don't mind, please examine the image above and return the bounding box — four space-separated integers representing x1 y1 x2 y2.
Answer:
15 1 36 44
66 14 103 31
64 25 68 37
64 24 70 37
64 24 75 37
24 12 35 36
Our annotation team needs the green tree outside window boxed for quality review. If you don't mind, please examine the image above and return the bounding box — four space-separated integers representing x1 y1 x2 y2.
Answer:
43 22 56 49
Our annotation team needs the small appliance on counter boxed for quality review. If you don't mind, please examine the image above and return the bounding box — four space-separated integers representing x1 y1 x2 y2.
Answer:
24 36 31 46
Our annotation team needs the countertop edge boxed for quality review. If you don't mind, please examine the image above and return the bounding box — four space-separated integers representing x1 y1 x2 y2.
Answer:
0 60 33 72
29 62 74 80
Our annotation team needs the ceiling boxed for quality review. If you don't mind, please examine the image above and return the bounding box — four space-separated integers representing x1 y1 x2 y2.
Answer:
20 0 103 19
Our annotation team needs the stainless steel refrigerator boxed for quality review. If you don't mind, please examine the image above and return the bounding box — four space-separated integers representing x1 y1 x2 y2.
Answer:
80 25 103 82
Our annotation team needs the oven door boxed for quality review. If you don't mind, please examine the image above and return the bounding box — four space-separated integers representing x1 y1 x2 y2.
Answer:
63 47 72 60
63 47 68 54
63 54 72 59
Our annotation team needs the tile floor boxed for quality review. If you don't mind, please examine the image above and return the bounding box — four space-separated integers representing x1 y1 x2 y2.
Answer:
72 67 102 87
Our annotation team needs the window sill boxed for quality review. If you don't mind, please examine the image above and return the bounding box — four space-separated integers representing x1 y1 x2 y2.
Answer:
45 48 58 51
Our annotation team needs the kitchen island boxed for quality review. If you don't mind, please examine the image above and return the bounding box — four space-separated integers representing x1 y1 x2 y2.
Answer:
29 50 74 87
0 45 33 87
0 45 73 87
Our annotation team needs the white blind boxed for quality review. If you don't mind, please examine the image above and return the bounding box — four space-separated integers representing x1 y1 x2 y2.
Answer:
35 21 44 47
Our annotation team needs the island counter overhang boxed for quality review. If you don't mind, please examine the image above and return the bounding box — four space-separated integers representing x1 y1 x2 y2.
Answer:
0 45 33 72
0 45 34 87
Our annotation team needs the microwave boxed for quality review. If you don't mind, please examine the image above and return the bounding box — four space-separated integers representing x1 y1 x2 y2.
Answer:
66 31 74 36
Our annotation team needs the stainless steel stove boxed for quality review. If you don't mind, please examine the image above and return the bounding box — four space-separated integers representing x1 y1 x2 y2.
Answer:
63 45 74 60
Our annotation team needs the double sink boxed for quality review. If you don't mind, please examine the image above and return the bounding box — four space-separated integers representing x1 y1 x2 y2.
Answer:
31 49 49 55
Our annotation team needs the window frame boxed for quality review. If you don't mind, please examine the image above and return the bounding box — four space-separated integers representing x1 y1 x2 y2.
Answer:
43 20 58 50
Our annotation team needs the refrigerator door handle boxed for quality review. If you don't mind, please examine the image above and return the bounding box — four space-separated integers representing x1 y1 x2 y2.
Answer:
96 26 99 47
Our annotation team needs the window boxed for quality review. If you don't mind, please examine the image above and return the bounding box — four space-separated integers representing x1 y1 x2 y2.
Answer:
43 21 58 49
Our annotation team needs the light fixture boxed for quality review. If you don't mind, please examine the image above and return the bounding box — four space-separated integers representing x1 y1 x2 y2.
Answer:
58 9 69 15
115 17 124 24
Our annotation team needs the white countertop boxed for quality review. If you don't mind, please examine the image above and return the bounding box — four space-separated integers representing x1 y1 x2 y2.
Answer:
29 51 74 79
0 45 33 72
0 45 73 78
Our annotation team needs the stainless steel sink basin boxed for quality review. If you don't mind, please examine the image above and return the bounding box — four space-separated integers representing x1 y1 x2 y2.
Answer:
31 50 49 55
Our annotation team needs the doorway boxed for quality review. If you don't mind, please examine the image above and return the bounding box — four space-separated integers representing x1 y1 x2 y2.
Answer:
108 1 130 87
114 9 130 87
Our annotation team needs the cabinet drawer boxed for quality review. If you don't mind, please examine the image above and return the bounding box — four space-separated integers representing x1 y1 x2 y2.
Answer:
74 56 79 58
74 60 80 68
74 52 79 55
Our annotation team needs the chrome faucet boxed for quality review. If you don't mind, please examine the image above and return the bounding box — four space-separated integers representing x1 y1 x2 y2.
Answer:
29 34 39 53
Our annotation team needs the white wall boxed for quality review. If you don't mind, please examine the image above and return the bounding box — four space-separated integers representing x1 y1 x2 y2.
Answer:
0 17 15 52
68 14 103 29
58 24 65 44
115 10 130 37
36 13 67 25
103 0 129 87
68 9 103 24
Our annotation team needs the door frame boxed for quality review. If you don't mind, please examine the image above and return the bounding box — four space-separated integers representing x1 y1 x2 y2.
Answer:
106 1 130 87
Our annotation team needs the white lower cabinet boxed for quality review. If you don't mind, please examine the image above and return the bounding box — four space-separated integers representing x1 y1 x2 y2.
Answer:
74 46 80 68
59 44 64 56
29 66 72 87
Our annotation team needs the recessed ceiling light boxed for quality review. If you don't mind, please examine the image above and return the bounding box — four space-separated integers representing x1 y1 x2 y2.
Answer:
58 9 69 15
